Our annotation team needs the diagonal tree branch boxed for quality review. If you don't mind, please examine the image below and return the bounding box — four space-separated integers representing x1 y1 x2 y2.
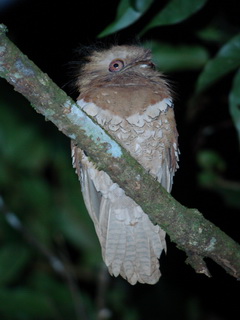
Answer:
1 24 240 279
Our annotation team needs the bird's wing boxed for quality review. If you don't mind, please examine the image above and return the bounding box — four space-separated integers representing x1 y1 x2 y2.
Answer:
72 145 165 285
73 97 178 285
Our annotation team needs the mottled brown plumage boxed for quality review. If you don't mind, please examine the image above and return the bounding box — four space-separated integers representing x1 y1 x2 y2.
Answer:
72 45 179 285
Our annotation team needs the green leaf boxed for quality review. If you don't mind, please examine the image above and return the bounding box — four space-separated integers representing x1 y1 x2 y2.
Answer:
144 41 209 72
196 24 232 44
98 0 154 38
0 244 31 285
229 69 240 143
30 272 75 317
197 150 226 172
0 288 57 319
141 0 208 35
196 33 240 93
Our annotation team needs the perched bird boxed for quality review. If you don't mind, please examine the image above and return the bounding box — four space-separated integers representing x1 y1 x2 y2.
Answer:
72 45 179 285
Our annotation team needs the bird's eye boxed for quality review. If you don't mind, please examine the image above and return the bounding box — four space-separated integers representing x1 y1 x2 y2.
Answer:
109 59 124 72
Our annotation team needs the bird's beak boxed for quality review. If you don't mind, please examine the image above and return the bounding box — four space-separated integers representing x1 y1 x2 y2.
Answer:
123 60 154 72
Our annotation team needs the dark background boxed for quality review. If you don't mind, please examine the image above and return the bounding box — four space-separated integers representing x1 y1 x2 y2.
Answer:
0 0 240 319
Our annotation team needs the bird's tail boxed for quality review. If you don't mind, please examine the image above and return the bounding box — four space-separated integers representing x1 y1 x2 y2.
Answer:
72 145 166 285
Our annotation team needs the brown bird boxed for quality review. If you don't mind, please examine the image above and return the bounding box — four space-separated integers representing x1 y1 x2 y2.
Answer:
71 45 179 285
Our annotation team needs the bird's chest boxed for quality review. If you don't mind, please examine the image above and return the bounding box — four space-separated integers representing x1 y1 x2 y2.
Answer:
77 95 174 174
80 85 168 118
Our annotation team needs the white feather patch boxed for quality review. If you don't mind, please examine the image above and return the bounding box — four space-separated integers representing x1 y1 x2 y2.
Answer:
126 98 171 126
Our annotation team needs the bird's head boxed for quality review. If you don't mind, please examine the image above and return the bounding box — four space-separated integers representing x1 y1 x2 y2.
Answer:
76 45 166 93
